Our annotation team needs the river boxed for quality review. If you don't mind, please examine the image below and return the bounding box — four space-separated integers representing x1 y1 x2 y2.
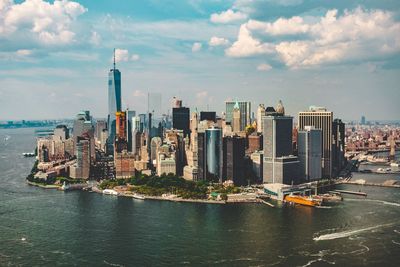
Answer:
0 128 399 266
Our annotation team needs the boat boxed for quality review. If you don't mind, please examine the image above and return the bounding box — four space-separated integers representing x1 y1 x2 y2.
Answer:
284 194 322 207
314 193 343 203
376 168 392 174
22 152 35 157
390 162 399 167
103 189 118 196
132 193 145 200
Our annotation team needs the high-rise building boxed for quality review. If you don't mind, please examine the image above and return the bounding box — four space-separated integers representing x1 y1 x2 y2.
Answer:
54 125 69 141
361 115 366 125
172 107 190 136
225 101 251 131
200 111 216 122
205 127 223 182
172 97 182 108
223 135 246 185
256 104 266 133
197 132 206 181
232 102 241 133
70 137 90 179
125 109 136 152
95 120 107 141
332 119 346 177
298 126 322 182
107 50 122 153
298 106 333 178
263 115 300 184
115 111 126 140
115 151 135 179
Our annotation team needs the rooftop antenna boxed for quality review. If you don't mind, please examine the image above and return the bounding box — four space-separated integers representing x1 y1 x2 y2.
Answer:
113 48 116 70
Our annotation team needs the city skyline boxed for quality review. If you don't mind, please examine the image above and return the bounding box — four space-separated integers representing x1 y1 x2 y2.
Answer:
0 0 399 121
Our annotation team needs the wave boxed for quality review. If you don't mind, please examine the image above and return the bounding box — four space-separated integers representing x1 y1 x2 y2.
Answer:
346 198 400 207
314 223 393 241
394 230 400 234
392 240 400 246
103 260 125 267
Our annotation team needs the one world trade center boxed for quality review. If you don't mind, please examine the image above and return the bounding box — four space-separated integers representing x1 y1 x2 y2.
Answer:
107 49 122 154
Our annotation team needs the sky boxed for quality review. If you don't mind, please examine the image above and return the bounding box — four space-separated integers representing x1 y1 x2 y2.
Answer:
0 0 399 121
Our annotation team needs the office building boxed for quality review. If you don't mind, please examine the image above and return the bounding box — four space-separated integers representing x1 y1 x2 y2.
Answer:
115 151 135 179
172 107 190 136
205 127 223 182
225 101 251 131
263 115 300 185
332 119 346 177
70 137 90 179
223 135 246 185
256 104 265 133
298 106 333 178
95 120 107 141
232 102 241 133
54 125 69 141
107 50 122 153
298 126 322 182
200 111 216 122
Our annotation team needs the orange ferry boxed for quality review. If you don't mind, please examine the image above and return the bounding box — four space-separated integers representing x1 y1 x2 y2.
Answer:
284 195 322 207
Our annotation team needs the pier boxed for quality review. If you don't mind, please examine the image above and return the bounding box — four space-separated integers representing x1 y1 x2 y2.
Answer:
330 190 367 197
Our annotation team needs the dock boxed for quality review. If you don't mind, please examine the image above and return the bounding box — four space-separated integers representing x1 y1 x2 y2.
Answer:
259 199 275 207
330 189 367 197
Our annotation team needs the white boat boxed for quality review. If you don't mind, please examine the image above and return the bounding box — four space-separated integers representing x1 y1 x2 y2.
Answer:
132 193 145 200
102 189 118 195
390 162 399 167
376 168 391 174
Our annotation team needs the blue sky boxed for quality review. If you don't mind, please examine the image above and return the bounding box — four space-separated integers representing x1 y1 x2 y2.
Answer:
0 0 399 121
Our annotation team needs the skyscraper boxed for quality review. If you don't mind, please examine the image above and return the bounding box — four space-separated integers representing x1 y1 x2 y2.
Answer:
256 104 265 133
298 126 322 182
225 101 251 131
223 135 246 185
332 119 346 177
232 102 241 133
205 127 223 182
298 106 333 178
263 115 300 184
172 107 190 136
107 50 122 153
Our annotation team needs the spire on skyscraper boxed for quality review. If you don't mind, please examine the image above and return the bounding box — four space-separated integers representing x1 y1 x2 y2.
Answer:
113 48 116 70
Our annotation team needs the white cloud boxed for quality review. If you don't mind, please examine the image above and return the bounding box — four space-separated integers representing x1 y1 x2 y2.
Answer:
257 63 272 71
90 31 101 45
210 9 247 24
16 49 32 56
131 54 140 61
114 49 140 62
209 36 230 47
226 7 400 68
192 42 202 52
225 24 274 57
132 90 145 97
0 0 87 45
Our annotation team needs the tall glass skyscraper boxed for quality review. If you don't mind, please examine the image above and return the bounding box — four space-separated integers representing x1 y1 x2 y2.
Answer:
107 50 122 153
205 127 223 182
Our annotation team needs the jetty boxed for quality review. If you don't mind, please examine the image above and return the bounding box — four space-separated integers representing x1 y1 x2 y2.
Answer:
330 189 367 197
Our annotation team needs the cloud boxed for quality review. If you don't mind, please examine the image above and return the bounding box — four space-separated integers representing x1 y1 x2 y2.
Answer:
225 23 274 57
210 9 247 24
132 90 145 97
90 31 101 45
114 49 140 62
257 63 272 71
192 42 202 52
131 54 140 61
16 49 32 56
226 7 400 68
209 36 230 47
0 0 87 45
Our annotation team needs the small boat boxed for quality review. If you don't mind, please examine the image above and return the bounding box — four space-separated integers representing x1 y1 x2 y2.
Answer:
377 168 391 174
284 195 322 207
132 193 145 200
390 162 399 167
22 152 35 157
103 189 118 195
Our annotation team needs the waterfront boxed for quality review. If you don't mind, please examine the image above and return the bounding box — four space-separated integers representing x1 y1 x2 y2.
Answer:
1 128 400 266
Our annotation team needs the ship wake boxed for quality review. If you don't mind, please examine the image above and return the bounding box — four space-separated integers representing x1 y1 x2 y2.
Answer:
314 223 393 241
